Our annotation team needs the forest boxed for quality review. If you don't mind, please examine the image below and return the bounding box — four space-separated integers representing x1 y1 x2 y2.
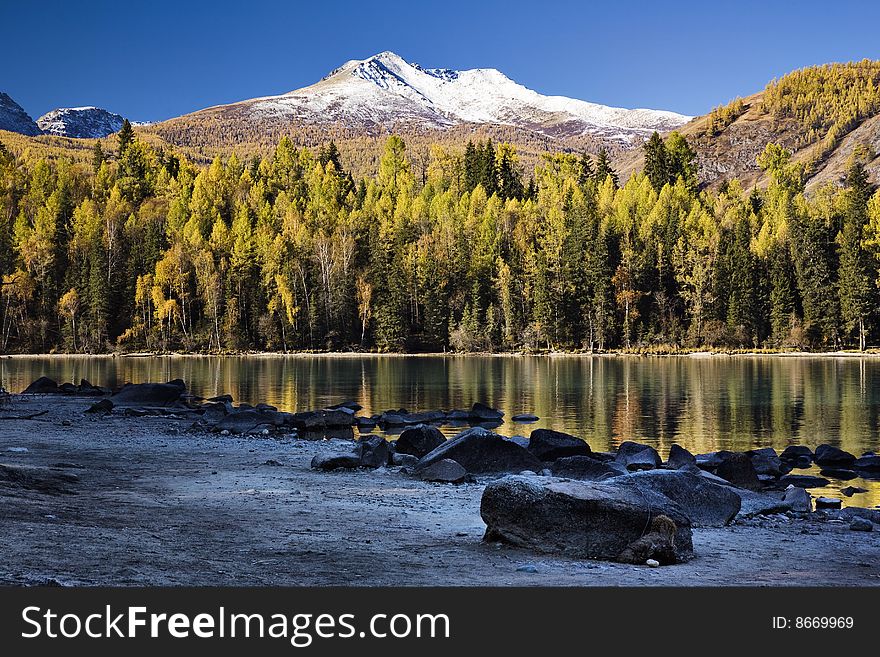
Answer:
1 112 879 354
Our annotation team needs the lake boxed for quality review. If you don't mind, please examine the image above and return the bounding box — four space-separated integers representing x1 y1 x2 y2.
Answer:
3 354 879 505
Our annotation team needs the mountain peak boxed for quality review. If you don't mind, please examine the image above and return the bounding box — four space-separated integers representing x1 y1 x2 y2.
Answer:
37 106 126 139
0 92 41 136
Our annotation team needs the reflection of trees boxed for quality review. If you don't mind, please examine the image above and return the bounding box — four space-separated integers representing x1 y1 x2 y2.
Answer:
2 355 879 456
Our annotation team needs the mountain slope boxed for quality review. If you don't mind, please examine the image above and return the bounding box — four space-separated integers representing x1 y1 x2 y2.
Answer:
37 106 125 138
147 51 691 164
0 92 41 136
619 60 880 190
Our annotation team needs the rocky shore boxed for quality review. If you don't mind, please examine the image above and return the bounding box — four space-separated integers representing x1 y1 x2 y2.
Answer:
1 378 878 586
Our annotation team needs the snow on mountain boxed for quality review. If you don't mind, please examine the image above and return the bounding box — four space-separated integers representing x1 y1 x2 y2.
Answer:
37 106 126 139
234 51 691 143
0 92 41 136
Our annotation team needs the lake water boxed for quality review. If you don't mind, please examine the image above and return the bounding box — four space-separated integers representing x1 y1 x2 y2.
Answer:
3 354 879 506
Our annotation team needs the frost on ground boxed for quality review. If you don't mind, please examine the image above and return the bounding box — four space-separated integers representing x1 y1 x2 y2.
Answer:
1 396 878 587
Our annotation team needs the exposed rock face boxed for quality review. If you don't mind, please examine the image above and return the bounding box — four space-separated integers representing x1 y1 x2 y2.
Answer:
36 106 125 138
414 427 543 475
480 474 693 561
0 92 41 135
527 429 591 461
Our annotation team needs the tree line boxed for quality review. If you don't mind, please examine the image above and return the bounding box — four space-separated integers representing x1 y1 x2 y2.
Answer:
1 121 879 354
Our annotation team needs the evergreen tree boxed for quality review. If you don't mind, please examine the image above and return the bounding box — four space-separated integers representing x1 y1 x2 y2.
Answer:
594 148 618 188
117 119 134 155
643 132 669 191
837 160 874 350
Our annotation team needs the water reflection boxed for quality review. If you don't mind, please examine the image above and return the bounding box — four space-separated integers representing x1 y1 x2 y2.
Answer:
2 354 879 505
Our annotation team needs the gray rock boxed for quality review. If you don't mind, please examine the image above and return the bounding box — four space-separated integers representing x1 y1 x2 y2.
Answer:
469 402 504 421
414 427 543 475
311 451 361 471
516 563 539 573
715 452 761 490
666 444 696 469
327 400 363 412
748 448 787 477
780 445 813 462
508 436 530 449
394 424 447 458
782 486 812 513
819 467 858 480
737 489 797 517
814 444 856 467
415 458 467 483
550 455 627 481
615 469 741 526
291 409 355 430
358 435 389 469
512 414 539 423
853 455 880 471
111 381 186 406
841 486 868 497
480 475 693 562
849 518 873 532
213 409 285 434
616 441 662 471
201 400 233 424
695 452 725 469
84 398 114 415
778 474 830 488
528 429 591 461
21 376 60 394
391 453 420 468
839 507 880 525
815 497 842 510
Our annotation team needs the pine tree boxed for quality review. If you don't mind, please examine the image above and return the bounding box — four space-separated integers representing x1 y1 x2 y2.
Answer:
594 148 618 188
837 160 874 350
643 132 669 191
92 142 104 173
117 119 134 155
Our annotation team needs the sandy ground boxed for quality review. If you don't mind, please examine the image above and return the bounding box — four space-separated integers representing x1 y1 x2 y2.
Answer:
1 396 878 587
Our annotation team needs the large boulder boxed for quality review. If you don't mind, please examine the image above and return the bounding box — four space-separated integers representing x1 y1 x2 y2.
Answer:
615 441 662 471
414 427 542 475
394 425 447 458
480 475 693 562
715 452 761 490
111 380 186 406
415 459 468 483
549 455 627 481
780 445 813 463
614 469 741 527
527 429 591 461
814 444 856 467
22 376 60 394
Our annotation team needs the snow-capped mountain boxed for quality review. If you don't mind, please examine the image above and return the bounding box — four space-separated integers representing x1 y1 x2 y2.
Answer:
192 51 691 144
37 106 126 138
0 92 41 136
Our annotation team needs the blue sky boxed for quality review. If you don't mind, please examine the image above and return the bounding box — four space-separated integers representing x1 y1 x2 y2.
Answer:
3 0 880 122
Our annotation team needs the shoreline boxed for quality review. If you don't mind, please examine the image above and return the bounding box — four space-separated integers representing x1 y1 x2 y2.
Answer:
6 349 880 360
1 396 878 587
